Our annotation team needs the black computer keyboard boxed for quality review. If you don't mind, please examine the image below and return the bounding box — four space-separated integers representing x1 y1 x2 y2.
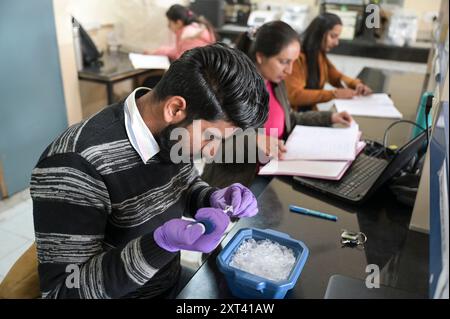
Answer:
295 153 388 198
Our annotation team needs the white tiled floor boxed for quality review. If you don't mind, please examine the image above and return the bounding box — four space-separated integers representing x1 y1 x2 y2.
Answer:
0 189 35 284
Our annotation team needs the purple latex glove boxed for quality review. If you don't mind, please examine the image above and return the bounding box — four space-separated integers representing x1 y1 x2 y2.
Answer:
210 183 259 218
153 218 204 252
153 209 230 253
190 208 230 253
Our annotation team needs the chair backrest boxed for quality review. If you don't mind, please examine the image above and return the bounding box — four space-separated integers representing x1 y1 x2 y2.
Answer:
0 242 41 299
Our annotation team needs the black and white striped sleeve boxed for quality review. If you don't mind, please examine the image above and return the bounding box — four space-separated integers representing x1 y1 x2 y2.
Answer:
183 166 217 218
31 153 175 299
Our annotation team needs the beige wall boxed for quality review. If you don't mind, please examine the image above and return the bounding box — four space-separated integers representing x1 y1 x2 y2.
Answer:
252 0 440 38
251 0 320 13
52 0 117 121
404 0 441 20
60 0 188 118
115 0 187 53
54 0 442 120
71 0 186 52
52 0 83 126
68 0 125 118
404 0 442 40
61 0 444 57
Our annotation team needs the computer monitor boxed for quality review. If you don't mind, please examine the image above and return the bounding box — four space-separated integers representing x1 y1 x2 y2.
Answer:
189 0 225 28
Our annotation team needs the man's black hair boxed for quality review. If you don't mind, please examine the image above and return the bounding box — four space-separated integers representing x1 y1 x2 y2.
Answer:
152 43 269 130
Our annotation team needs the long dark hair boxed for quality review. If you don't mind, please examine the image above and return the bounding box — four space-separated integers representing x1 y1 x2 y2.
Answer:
236 21 299 62
166 4 216 40
301 13 342 89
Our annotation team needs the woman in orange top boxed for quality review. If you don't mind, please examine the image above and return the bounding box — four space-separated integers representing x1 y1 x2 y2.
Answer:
285 13 372 111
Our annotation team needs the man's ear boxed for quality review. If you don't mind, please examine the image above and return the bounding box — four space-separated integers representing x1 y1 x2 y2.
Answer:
163 96 187 124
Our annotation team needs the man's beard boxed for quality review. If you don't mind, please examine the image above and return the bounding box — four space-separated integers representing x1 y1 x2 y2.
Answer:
154 121 192 163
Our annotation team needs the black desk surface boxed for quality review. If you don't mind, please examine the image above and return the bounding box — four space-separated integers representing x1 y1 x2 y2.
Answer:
330 38 430 64
78 51 163 83
176 177 428 299
176 67 429 299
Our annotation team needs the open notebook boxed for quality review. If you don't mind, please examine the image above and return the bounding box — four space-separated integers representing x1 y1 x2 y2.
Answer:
259 141 366 180
284 121 360 161
335 93 403 119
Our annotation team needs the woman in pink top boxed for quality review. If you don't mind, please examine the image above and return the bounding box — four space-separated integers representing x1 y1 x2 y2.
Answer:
148 5 216 61
202 21 352 189
238 21 353 159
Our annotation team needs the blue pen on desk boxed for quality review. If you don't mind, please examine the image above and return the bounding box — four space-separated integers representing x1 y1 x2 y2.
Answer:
289 205 338 222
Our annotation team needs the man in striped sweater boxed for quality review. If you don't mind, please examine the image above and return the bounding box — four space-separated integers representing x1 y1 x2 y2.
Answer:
30 44 269 298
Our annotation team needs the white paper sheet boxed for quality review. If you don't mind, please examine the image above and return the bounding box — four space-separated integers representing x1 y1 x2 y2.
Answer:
335 93 403 119
129 53 170 70
259 142 366 180
259 159 351 180
283 121 360 161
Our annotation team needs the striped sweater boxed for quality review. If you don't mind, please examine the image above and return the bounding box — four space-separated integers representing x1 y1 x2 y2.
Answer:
30 102 215 299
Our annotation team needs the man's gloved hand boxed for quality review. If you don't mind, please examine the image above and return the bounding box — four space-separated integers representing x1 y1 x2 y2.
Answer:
190 207 230 253
153 219 204 253
153 208 230 253
210 183 258 218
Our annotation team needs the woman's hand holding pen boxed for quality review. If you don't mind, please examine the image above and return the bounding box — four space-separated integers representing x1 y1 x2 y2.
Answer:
333 84 371 99
355 83 372 96
331 111 353 126
257 134 287 160
333 88 356 99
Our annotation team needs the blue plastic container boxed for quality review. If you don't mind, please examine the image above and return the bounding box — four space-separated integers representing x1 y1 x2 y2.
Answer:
217 228 309 299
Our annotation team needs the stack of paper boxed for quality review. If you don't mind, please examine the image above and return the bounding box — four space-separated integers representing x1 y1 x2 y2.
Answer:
259 122 365 180
129 53 170 70
335 93 403 119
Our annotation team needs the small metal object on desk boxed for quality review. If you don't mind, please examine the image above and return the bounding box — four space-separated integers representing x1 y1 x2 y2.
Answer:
340 229 367 248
